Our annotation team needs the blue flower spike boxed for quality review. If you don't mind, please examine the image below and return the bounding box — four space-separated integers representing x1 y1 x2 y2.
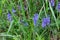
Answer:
42 17 50 27
50 0 55 6
12 8 16 13
56 2 60 12
33 13 39 26
7 12 12 21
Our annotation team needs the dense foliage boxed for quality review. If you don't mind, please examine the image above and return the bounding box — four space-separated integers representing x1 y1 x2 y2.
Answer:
0 0 60 40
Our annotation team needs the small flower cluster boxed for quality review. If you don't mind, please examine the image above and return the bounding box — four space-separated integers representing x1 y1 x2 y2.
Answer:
56 2 60 12
33 13 50 27
7 8 16 21
7 12 12 21
50 0 60 12
12 8 16 13
33 13 39 26
50 0 55 6
42 17 50 27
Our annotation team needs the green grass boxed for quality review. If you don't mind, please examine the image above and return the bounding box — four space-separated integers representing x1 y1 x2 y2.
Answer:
0 0 60 40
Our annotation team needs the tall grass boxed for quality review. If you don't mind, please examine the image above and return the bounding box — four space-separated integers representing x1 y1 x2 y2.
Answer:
0 0 60 40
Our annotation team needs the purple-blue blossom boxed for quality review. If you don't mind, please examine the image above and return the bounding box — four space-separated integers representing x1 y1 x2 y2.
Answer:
50 0 55 6
33 13 39 26
56 2 60 12
12 8 16 13
42 17 50 27
7 13 12 21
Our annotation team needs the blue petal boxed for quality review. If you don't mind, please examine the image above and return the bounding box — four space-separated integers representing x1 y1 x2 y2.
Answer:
12 8 16 13
33 13 39 26
42 22 46 27
42 17 50 27
50 0 55 6
7 13 12 21
56 2 60 12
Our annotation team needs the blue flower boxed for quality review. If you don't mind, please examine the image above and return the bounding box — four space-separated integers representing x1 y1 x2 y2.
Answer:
33 13 39 26
7 12 12 21
12 8 16 13
50 0 55 6
56 2 60 12
42 17 50 27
